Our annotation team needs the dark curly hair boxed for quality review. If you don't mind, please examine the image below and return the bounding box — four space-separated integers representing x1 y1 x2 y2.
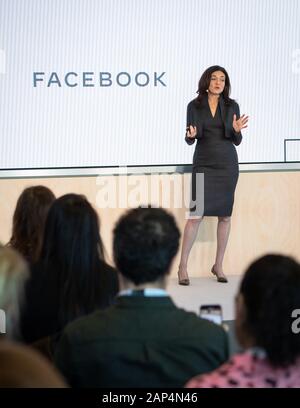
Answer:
8 186 55 263
195 65 235 107
239 254 300 367
113 207 180 285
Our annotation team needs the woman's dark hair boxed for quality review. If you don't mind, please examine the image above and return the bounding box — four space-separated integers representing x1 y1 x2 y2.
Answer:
195 65 234 106
113 207 180 285
239 254 300 367
39 194 105 326
8 186 55 263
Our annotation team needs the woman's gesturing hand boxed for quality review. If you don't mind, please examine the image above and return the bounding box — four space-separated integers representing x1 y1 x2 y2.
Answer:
233 114 249 133
186 125 197 139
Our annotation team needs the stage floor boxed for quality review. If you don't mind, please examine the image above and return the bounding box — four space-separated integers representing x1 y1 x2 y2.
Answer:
167 275 242 321
167 275 243 355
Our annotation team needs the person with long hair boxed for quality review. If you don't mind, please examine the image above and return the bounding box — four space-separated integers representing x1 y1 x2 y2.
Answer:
0 246 67 387
178 66 249 285
8 186 55 264
0 246 29 339
186 255 300 388
20 194 119 344
54 208 228 388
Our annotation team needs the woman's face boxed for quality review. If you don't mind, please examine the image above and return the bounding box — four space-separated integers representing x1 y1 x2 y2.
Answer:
208 70 226 95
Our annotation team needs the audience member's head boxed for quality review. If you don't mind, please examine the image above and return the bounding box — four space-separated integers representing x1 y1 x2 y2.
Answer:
0 247 29 338
8 186 55 263
113 207 180 288
236 254 300 367
0 341 66 387
39 193 105 325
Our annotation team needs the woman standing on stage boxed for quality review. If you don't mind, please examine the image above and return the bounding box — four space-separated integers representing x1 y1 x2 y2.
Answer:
178 66 248 285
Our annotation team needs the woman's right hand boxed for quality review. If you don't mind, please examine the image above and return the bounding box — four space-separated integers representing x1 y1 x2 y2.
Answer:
186 125 197 139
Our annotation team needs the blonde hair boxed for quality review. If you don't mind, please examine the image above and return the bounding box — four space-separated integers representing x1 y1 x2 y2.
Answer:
0 247 29 337
0 341 67 387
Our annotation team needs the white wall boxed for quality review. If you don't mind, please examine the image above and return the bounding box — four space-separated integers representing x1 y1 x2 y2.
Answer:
0 0 299 169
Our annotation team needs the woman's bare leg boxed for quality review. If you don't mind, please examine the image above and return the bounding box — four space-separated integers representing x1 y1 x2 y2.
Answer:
213 216 231 280
178 217 203 279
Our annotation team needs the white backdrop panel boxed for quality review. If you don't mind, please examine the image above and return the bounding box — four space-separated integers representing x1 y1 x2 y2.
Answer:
0 0 299 169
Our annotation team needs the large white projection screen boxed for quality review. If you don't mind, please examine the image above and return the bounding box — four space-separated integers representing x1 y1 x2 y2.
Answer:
0 0 300 171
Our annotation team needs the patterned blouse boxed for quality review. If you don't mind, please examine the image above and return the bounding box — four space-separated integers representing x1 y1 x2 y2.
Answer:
185 351 300 388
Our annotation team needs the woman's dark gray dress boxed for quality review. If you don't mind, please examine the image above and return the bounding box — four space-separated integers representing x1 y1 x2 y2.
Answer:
188 96 241 217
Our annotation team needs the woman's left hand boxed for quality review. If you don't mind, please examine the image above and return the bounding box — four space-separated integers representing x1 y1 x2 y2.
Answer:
233 114 249 133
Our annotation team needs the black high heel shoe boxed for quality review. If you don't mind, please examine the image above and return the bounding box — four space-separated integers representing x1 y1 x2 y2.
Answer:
211 266 228 283
178 266 190 286
178 277 190 286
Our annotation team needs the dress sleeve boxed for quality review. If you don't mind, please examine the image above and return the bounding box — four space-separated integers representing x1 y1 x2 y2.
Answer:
185 102 196 145
231 103 243 146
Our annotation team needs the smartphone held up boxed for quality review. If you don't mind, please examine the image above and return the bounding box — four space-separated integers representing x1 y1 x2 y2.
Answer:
199 304 223 325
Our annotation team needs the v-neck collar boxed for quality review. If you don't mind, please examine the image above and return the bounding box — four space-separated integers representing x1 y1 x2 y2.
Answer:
207 95 219 118
206 94 226 123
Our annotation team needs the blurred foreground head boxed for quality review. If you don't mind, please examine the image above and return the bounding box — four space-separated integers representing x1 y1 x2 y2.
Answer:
236 254 300 367
0 247 29 338
0 341 66 387
113 207 180 286
9 186 55 263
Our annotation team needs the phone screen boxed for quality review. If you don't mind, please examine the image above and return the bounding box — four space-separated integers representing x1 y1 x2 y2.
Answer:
199 304 223 325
